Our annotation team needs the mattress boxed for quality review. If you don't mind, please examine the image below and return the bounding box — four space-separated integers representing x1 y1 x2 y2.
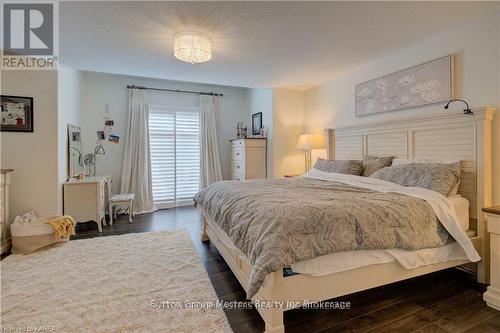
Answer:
290 241 470 276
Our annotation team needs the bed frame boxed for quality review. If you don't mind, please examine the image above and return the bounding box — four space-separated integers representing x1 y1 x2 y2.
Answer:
200 107 495 333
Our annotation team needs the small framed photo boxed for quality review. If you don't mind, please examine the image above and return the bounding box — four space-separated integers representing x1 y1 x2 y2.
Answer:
1 95 34 132
97 130 105 140
109 134 120 144
72 131 81 142
105 119 114 126
252 112 262 136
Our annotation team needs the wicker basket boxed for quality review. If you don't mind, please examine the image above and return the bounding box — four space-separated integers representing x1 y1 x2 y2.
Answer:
11 218 68 254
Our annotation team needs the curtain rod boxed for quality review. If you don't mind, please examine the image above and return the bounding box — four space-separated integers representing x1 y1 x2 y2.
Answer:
126 84 223 97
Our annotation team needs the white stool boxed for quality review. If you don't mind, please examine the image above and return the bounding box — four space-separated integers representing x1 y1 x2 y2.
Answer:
108 193 135 225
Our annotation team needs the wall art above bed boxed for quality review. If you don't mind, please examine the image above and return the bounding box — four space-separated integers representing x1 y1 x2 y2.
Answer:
355 55 453 117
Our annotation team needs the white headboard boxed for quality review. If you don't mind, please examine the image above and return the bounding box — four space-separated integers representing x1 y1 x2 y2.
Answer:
325 107 495 282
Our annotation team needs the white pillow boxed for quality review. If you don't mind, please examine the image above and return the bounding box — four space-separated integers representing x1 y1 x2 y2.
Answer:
391 159 461 195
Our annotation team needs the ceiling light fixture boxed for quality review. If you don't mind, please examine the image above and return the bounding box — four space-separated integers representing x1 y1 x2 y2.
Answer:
173 31 212 64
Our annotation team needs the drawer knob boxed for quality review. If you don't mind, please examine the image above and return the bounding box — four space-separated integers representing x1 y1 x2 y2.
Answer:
236 165 240 169
236 152 240 156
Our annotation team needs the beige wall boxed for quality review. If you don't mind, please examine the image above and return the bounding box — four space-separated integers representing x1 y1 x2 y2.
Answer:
303 9 500 204
1 70 60 218
246 88 307 178
272 89 304 177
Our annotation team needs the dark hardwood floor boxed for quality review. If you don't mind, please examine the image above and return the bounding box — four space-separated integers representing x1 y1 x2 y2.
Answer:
72 207 500 333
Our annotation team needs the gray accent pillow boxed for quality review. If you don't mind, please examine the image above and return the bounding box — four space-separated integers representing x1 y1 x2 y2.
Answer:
313 158 363 175
362 155 394 177
369 162 462 196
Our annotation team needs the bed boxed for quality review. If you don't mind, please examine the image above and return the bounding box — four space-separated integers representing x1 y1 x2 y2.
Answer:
196 107 495 333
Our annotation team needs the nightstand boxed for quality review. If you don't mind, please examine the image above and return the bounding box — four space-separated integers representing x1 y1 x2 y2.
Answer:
482 205 500 311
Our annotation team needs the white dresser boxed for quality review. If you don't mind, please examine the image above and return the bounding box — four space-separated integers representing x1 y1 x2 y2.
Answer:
63 176 112 232
231 138 267 181
1 169 13 254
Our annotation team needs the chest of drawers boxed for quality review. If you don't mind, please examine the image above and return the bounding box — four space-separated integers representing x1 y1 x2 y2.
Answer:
231 139 267 181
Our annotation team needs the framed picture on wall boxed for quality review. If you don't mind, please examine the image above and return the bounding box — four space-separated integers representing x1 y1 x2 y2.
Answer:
252 112 263 135
355 55 453 117
0 95 34 132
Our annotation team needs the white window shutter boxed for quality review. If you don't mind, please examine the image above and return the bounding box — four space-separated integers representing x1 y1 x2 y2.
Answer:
149 107 199 208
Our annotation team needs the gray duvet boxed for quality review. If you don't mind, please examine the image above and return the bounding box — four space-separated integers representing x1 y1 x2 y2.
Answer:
194 177 449 299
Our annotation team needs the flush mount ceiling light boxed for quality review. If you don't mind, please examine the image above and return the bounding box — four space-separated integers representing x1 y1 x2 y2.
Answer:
174 32 212 64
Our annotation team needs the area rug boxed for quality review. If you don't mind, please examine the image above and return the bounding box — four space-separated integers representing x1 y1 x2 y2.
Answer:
1 230 233 333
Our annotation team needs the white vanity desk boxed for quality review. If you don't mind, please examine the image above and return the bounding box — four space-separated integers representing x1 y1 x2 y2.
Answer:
63 176 112 232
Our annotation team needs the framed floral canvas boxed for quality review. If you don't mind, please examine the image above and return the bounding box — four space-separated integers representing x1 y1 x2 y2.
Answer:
355 55 453 117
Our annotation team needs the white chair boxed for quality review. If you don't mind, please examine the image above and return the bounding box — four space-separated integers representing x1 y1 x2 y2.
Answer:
108 193 135 225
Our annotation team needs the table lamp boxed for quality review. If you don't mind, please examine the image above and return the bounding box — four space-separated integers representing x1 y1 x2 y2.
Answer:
297 134 325 172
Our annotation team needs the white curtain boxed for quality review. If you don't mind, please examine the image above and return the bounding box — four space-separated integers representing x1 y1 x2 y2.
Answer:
120 89 157 214
199 95 223 188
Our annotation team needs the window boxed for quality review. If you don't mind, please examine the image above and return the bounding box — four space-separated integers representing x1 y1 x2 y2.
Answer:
149 106 200 208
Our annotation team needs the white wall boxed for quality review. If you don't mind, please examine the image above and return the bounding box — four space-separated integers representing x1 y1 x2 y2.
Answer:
1 70 60 218
303 9 500 204
78 71 248 192
272 89 304 177
245 88 274 178
58 66 83 208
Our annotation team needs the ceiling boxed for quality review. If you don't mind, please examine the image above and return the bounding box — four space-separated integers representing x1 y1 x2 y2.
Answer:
60 1 497 89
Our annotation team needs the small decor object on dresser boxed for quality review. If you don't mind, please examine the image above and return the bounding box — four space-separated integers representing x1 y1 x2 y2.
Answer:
0 95 33 132
236 122 247 138
355 55 453 116
252 112 263 135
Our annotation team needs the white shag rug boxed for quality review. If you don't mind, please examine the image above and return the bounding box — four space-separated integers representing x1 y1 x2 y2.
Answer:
1 230 233 333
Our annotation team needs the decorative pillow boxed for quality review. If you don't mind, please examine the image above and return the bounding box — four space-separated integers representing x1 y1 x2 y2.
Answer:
369 162 462 196
362 155 394 177
391 159 462 195
392 158 459 166
313 158 363 175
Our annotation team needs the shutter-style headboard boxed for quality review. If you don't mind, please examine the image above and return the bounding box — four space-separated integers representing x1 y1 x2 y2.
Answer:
325 107 495 282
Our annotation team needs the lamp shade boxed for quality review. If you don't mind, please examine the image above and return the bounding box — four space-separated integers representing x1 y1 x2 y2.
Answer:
296 134 325 150
174 32 212 64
